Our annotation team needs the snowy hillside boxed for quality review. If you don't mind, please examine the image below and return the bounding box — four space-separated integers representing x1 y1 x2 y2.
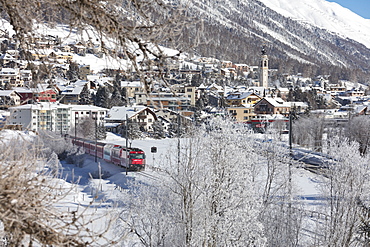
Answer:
260 0 370 48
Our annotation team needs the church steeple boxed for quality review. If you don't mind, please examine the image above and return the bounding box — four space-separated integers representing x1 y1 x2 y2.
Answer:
260 45 269 89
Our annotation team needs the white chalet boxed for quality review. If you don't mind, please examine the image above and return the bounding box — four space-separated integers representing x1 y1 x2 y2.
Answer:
105 106 157 132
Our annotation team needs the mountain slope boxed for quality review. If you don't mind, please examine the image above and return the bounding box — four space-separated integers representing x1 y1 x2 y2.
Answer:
260 0 370 49
177 0 370 82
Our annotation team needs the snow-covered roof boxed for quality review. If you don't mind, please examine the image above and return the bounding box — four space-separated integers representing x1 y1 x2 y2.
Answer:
0 90 18 97
61 82 87 95
120 81 142 88
13 87 33 94
289 102 309 108
0 53 15 60
0 67 19 74
10 102 71 110
106 106 148 121
70 105 108 112
261 97 291 108
226 92 256 100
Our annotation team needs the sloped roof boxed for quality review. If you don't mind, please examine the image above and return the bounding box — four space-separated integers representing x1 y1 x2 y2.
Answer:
0 90 19 97
106 106 148 121
70 104 108 112
257 97 291 108
226 91 255 100
0 53 15 60
121 81 142 88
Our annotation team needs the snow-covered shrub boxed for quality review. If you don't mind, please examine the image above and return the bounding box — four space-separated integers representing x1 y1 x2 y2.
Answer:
36 130 72 160
0 131 108 245
46 151 63 176
65 145 85 167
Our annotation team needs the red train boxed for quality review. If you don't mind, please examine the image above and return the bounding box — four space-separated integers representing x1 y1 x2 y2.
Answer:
71 137 146 171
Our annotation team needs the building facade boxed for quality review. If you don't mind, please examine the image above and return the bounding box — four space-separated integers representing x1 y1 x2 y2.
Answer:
8 103 107 133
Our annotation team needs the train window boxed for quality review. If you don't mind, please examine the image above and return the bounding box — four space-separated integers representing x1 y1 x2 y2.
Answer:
130 153 145 159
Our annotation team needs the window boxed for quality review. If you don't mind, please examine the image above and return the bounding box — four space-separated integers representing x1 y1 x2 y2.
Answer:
187 88 193 92
244 110 248 113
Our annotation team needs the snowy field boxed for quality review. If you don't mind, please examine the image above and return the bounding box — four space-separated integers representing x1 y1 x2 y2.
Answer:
61 132 324 245
1 130 325 246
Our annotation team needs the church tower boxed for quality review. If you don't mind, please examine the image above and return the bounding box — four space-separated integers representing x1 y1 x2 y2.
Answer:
260 46 269 89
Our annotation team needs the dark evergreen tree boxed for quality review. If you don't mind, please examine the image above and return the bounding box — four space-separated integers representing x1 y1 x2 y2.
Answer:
128 121 143 140
79 85 92 105
151 120 166 139
67 62 80 82
109 86 125 107
94 86 110 108
97 122 107 140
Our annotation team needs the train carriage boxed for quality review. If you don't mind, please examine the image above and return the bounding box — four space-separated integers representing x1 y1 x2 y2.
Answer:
96 142 105 159
111 145 123 165
103 144 116 162
70 136 146 171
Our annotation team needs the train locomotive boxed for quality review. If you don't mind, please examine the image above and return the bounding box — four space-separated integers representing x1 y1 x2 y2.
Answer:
71 137 146 171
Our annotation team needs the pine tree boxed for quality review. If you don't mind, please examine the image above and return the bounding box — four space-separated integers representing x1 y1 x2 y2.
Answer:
79 84 92 105
66 61 80 82
94 86 110 108
97 122 107 140
152 120 166 139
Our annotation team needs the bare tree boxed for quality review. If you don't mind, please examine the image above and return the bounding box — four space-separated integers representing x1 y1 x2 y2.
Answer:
293 115 325 152
0 132 114 246
0 0 197 92
117 119 267 246
256 129 304 247
315 137 370 246
345 115 370 155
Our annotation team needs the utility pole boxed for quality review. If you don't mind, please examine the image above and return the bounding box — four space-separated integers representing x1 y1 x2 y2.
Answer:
95 113 97 162
125 114 128 175
288 111 293 242
74 112 78 141
177 111 181 170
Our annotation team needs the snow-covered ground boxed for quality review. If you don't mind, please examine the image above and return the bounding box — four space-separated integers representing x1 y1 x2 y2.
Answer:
0 130 324 245
62 132 323 243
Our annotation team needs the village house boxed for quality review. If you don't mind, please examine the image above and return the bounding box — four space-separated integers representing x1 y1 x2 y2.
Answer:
0 90 21 108
0 53 16 66
254 97 291 116
0 68 23 88
184 86 198 106
225 91 261 107
105 106 157 133
14 84 58 104
147 92 191 111
227 106 255 122
121 81 144 99
59 81 88 105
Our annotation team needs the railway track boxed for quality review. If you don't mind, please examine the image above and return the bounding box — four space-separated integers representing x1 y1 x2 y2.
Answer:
136 170 160 181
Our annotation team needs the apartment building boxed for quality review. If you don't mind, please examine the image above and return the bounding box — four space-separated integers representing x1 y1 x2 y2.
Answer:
8 103 108 133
